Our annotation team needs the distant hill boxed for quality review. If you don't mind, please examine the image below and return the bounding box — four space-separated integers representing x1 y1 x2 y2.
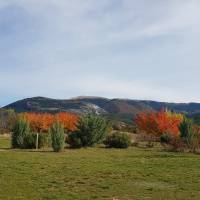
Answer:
3 96 200 123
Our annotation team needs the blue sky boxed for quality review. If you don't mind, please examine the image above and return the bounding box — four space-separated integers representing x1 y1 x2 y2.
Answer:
0 0 200 106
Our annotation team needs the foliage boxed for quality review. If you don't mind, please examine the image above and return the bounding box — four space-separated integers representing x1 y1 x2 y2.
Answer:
67 133 82 148
135 110 183 136
179 117 193 144
68 114 107 148
12 118 30 148
21 112 78 133
157 119 200 153
39 132 52 148
21 113 53 133
23 133 37 149
168 137 186 152
104 132 131 148
189 125 200 152
0 109 16 134
50 122 65 152
160 132 172 145
23 132 51 149
54 112 78 132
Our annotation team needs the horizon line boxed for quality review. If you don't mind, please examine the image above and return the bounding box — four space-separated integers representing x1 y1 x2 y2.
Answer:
2 95 200 108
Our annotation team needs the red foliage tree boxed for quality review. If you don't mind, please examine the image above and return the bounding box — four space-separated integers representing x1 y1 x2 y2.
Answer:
54 112 78 132
135 110 183 136
21 112 78 133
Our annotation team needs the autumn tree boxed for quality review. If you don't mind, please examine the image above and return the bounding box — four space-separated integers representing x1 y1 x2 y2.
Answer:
21 113 54 133
55 112 78 132
21 112 78 133
135 110 183 136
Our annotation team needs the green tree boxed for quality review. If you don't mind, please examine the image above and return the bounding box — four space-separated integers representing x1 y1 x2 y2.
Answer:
50 122 65 152
179 117 193 147
12 118 30 148
68 114 107 148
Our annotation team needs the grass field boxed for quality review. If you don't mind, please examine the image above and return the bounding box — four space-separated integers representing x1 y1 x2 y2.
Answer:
1 136 200 200
0 135 10 149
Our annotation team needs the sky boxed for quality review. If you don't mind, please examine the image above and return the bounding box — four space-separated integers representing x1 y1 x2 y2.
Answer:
0 0 200 106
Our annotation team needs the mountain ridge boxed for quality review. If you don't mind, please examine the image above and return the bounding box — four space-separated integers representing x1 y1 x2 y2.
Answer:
3 96 200 123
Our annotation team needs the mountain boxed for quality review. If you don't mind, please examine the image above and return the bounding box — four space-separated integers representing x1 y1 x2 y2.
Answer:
3 96 200 123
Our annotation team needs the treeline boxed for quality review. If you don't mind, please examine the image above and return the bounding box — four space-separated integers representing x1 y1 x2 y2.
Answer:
2 108 200 153
11 113 131 151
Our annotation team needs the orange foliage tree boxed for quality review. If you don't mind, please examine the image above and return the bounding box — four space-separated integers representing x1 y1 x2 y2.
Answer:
134 110 183 136
54 112 78 132
21 112 78 133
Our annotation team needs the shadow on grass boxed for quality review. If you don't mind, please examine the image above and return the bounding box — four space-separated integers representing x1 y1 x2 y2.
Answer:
0 147 54 153
0 147 11 151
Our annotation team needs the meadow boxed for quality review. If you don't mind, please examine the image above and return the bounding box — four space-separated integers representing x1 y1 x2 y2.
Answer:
1 136 200 200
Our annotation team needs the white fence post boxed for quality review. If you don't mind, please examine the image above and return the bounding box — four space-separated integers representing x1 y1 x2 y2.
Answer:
36 133 39 150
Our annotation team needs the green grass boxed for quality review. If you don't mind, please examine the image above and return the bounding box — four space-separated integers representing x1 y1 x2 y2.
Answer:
1 137 200 200
0 135 11 148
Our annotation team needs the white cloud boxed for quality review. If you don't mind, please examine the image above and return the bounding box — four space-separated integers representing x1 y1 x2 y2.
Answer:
0 0 200 105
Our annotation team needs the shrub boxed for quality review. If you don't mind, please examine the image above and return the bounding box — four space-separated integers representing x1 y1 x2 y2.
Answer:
186 125 200 153
39 132 51 148
67 133 82 148
23 133 37 149
161 119 200 153
168 137 186 152
104 132 131 148
160 133 172 145
23 132 51 149
50 122 65 152
179 117 193 146
68 114 107 148
12 118 30 148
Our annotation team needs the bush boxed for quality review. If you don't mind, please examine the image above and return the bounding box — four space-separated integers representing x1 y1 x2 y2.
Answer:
67 133 82 148
162 119 200 153
23 133 37 149
168 137 186 152
50 122 65 152
179 117 193 146
104 132 131 148
23 132 51 149
159 117 200 153
12 118 30 148
186 125 200 153
160 133 172 145
68 114 107 148
39 133 52 148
